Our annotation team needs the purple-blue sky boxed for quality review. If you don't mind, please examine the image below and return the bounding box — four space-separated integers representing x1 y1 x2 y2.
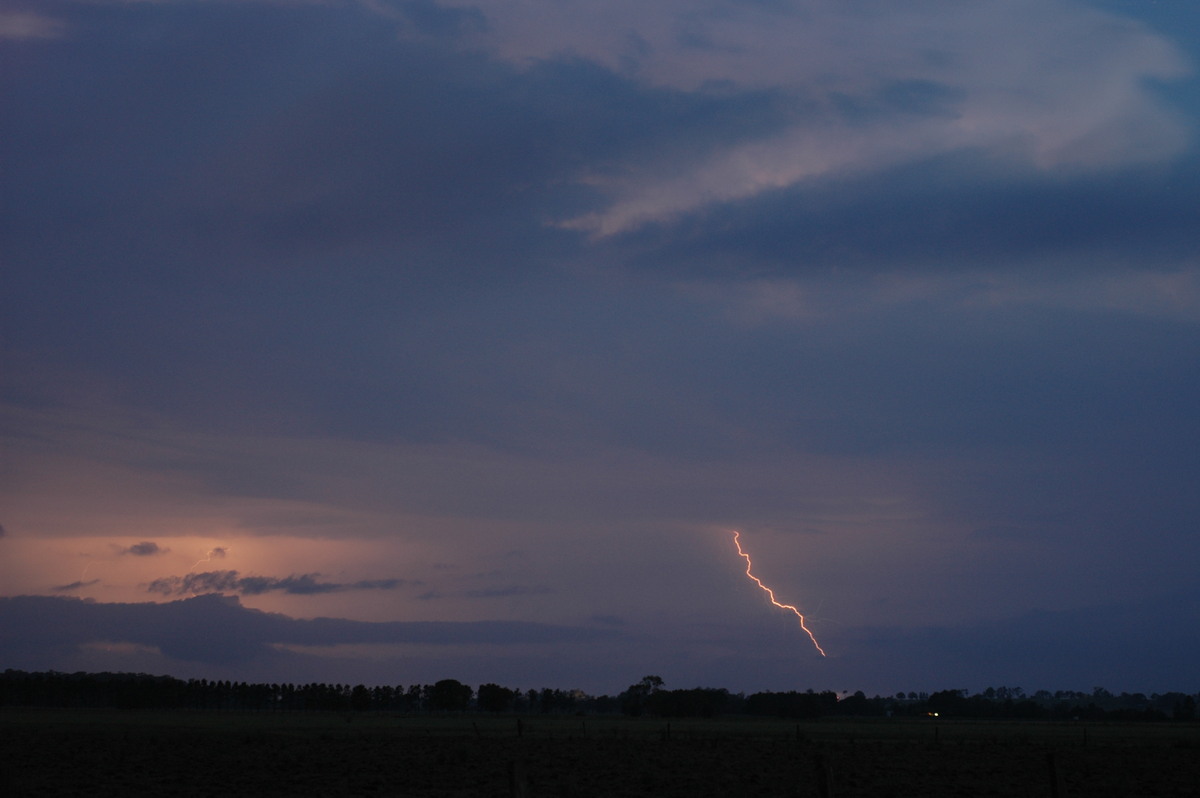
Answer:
2 0 1199 697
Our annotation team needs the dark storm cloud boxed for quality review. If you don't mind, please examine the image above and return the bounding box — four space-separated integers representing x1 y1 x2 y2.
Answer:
632 150 1200 280
0 594 624 665
3 1 1194 449
394 0 488 37
2 0 1191 276
17 0 1148 301
121 541 166 557
51 579 100 593
0 1 752 444
145 570 406 597
2 0 700 276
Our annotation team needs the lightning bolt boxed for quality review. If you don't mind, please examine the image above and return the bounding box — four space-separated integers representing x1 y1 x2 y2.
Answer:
732 530 826 657
190 547 228 572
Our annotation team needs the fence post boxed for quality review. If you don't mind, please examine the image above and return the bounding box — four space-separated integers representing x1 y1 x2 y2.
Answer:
509 760 529 798
1047 751 1064 798
814 752 833 798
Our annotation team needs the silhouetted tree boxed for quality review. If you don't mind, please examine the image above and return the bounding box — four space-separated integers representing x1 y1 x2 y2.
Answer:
429 679 472 712
620 675 663 716
649 687 730 718
927 689 970 716
477 683 516 713
745 689 837 719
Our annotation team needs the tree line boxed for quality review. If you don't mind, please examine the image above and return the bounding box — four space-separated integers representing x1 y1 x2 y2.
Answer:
1 669 1195 722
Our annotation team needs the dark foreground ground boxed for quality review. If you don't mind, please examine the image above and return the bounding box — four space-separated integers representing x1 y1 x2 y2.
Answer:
2 709 1197 797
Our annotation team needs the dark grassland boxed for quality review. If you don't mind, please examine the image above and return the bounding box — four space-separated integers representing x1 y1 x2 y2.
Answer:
2 709 1197 796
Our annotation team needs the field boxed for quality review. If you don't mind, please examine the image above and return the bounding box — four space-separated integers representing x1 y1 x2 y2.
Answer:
2 709 1198 796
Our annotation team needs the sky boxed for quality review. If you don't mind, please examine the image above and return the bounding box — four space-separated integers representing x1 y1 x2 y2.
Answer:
2 0 1199 698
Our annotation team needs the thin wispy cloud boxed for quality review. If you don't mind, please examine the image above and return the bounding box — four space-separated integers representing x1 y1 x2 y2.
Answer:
121 541 167 556
146 571 406 597
463 585 553 599
51 579 100 593
0 10 66 41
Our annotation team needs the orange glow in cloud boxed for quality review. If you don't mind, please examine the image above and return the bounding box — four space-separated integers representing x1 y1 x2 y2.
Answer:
732 530 826 657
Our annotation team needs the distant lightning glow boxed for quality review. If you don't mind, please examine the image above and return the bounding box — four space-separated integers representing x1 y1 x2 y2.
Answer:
732 530 826 657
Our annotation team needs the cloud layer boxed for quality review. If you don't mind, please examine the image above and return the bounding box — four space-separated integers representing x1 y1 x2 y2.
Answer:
2 0 1199 695
0 594 623 666
431 0 1191 234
